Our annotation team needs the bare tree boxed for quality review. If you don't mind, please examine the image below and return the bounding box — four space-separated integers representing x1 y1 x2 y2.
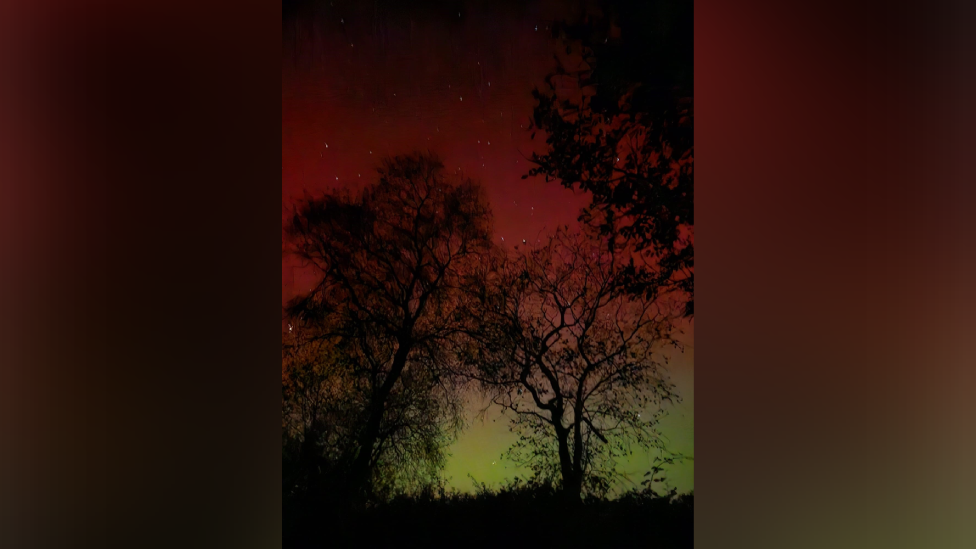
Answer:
284 151 494 502
470 227 682 503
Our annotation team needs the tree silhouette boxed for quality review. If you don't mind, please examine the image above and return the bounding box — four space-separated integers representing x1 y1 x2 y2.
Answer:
284 152 495 503
526 0 694 315
469 227 682 503
281 328 359 501
282 324 461 504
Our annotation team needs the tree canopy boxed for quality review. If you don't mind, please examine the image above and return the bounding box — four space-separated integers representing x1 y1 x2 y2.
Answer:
467 227 682 502
284 152 496 502
527 0 694 315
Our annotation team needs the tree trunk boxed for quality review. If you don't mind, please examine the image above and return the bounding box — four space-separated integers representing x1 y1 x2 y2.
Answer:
555 423 582 505
346 340 411 504
562 472 583 505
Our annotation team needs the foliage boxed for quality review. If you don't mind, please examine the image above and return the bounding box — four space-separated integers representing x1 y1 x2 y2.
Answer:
285 478 693 549
283 151 495 501
468 226 683 501
641 450 694 498
526 0 694 315
281 330 360 500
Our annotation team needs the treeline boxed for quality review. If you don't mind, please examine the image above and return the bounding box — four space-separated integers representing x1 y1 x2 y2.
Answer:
285 476 693 549
283 1 693 543
282 151 689 510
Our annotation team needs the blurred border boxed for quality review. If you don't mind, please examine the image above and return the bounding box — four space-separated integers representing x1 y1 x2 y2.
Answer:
697 0 975 547
1 0 973 547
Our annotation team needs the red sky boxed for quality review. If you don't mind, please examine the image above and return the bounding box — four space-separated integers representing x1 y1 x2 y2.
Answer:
281 0 693 493
282 1 592 303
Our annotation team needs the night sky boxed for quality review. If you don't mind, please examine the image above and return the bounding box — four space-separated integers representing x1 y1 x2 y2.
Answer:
282 0 693 494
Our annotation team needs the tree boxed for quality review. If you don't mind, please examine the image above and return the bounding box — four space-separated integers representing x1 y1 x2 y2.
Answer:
281 324 459 504
469 228 682 503
281 327 359 502
526 0 694 315
284 151 495 503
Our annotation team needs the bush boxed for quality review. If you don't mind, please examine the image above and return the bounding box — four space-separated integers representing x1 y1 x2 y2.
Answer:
284 480 692 549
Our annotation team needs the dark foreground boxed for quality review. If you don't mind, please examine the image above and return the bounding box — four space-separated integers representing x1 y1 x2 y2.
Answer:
284 487 693 549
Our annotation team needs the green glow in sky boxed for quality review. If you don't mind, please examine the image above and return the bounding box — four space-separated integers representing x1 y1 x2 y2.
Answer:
443 336 694 496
